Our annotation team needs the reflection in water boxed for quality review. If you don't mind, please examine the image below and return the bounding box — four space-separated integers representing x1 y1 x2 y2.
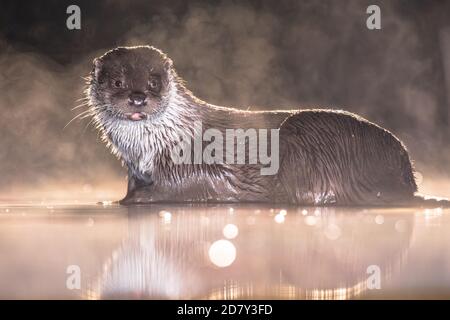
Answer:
222 224 239 239
83 205 414 300
208 240 236 268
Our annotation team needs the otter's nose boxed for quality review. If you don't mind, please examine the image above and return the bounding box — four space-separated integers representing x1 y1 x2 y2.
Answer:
128 92 147 107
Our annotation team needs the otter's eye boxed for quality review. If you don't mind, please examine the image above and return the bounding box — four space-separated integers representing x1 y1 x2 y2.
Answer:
113 80 123 88
148 77 161 92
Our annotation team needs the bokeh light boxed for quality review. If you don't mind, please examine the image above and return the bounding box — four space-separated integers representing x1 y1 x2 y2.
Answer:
223 224 239 239
208 240 236 267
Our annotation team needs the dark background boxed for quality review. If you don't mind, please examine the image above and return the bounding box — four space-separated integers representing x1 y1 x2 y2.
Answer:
1 0 450 199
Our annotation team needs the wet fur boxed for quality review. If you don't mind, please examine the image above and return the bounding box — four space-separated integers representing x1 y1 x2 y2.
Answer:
87 46 448 206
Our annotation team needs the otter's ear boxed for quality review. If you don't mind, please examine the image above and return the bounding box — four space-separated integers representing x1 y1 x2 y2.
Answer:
91 58 103 78
163 58 173 71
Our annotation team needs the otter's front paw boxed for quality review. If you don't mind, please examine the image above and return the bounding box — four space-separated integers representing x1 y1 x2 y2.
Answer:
118 196 146 205
119 193 155 205
118 197 134 205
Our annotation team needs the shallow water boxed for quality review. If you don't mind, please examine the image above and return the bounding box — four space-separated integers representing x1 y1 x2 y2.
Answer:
0 202 449 299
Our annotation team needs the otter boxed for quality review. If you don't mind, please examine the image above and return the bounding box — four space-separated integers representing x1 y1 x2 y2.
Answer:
87 45 447 206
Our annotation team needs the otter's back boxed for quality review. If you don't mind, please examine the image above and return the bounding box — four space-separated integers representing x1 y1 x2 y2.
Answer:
277 110 417 205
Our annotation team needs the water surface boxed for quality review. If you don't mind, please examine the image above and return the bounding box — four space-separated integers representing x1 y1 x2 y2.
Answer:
0 203 449 299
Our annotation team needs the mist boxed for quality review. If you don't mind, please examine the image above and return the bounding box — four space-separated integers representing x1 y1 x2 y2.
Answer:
1 0 449 201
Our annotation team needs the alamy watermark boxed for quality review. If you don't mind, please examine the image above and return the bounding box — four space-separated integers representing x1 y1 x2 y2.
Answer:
66 264 81 290
66 5 81 30
366 5 381 30
170 121 280 175
366 265 381 289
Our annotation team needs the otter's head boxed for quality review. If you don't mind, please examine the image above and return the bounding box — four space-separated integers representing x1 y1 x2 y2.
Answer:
89 46 174 122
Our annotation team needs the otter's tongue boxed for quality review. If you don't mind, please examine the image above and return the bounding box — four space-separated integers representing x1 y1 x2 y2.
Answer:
129 112 146 121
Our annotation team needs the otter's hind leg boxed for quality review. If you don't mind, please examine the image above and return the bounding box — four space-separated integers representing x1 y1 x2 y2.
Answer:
339 149 418 206
277 135 330 205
